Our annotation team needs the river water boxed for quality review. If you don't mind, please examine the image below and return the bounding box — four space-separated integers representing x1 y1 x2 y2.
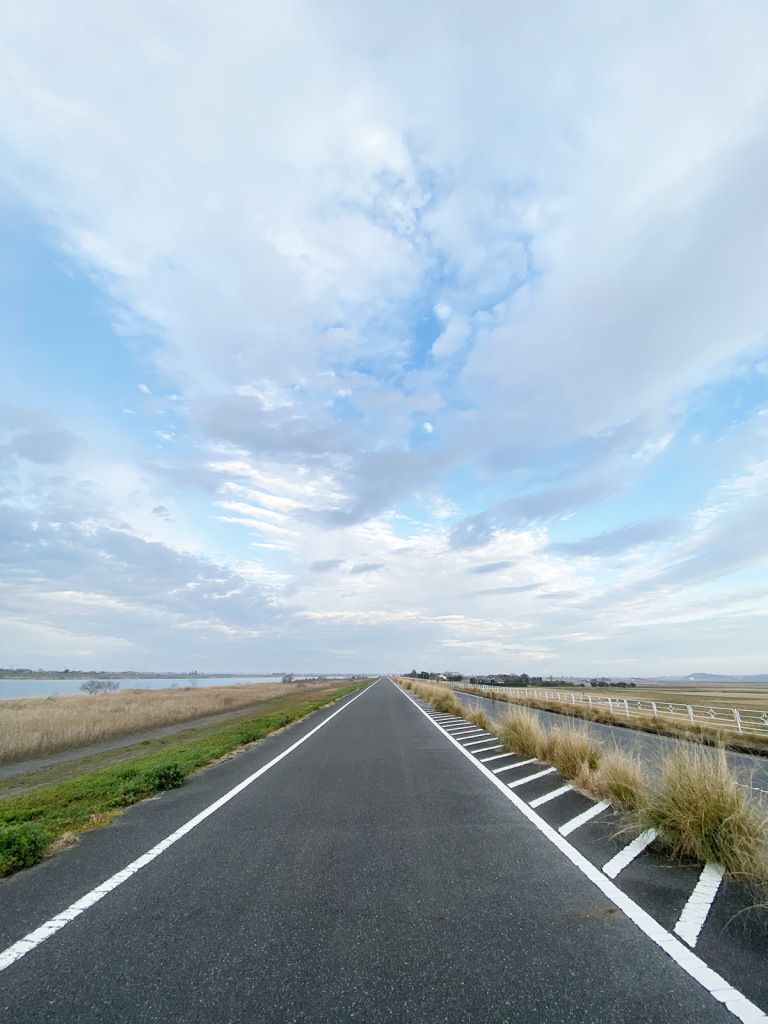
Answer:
0 676 329 699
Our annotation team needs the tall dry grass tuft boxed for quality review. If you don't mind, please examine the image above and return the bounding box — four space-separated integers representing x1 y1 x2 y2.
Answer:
408 682 463 715
636 745 768 879
543 727 602 787
497 708 546 759
463 706 492 732
0 681 337 765
592 750 648 811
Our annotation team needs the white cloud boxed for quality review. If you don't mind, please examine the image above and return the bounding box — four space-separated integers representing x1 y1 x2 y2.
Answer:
1 2 768 670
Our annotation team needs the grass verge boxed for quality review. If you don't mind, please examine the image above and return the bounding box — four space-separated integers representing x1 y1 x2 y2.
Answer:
452 685 768 756
0 681 368 878
397 677 768 889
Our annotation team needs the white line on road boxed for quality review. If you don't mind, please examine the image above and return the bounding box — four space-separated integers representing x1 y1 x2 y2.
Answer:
492 758 537 772
469 743 503 753
0 681 377 975
393 681 766 1024
507 767 557 788
480 752 519 763
674 863 726 948
463 736 496 746
529 784 573 808
603 830 658 879
558 801 610 836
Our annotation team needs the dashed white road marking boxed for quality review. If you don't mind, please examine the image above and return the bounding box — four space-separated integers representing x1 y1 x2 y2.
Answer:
558 800 610 836
529 784 573 808
508 767 557 788
393 681 768 1024
470 743 503 753
0 682 376 975
603 829 658 879
463 736 496 747
492 758 537 772
481 752 519 763
674 863 726 948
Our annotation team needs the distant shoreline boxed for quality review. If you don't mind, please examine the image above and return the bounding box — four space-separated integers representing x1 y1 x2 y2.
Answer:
0 672 298 680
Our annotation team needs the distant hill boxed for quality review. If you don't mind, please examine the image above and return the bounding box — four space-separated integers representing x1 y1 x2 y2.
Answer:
685 673 768 682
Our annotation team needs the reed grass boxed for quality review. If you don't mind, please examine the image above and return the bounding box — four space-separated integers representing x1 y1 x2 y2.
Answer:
396 677 768 883
591 749 648 811
543 727 602 786
497 707 546 759
635 745 768 879
0 681 339 765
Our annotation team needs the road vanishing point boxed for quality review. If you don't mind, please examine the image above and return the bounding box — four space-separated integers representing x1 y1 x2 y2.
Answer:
0 678 765 1023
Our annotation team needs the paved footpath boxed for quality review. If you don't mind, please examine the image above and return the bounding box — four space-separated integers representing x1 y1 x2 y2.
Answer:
0 679 755 1023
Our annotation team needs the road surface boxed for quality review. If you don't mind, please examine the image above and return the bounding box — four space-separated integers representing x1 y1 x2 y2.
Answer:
0 678 763 1023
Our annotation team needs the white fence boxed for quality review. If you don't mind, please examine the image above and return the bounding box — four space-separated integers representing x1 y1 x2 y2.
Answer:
456 685 768 738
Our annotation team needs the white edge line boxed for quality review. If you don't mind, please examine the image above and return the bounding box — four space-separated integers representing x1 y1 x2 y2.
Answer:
558 800 610 836
392 680 766 1024
0 681 378 974
603 829 658 879
529 784 573 808
492 758 537 772
674 863 726 948
507 767 557 789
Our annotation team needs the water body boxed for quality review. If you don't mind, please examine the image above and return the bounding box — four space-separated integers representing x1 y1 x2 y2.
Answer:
0 676 325 699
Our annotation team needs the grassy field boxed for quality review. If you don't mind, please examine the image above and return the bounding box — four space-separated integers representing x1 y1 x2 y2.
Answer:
0 680 348 765
590 683 768 712
0 680 369 877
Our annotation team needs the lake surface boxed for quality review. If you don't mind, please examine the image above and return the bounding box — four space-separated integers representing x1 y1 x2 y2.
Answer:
0 676 327 699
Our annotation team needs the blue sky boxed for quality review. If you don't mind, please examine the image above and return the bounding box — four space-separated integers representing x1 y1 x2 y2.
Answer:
1 1 767 675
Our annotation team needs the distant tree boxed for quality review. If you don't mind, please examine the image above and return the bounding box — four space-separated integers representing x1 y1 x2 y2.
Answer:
282 673 295 684
79 679 120 694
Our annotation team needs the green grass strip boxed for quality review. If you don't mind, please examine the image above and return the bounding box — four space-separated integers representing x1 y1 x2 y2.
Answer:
0 681 367 877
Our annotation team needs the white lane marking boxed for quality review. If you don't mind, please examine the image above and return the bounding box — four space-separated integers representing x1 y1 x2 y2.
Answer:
674 864 726 948
603 830 658 879
463 736 496 747
492 758 537 772
445 726 486 736
558 801 610 836
529 784 573 808
0 682 377 974
392 681 766 1024
481 752 520 763
508 767 557 789
470 744 503 754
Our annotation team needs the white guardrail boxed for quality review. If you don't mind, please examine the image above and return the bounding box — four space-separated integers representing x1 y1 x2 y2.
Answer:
455 685 768 737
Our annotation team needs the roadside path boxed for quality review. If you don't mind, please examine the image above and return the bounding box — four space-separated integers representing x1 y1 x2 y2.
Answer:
0 678 759 1023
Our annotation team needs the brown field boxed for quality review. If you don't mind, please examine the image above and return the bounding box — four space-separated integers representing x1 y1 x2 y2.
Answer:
0 680 344 765
578 683 768 713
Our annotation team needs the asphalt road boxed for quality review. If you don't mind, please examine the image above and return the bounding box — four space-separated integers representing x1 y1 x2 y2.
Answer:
0 678 750 1023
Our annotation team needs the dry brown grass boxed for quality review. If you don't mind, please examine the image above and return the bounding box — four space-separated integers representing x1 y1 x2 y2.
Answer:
457 687 768 752
497 708 546 759
591 749 648 811
0 681 338 765
635 745 768 879
396 678 768 880
463 706 493 731
543 727 601 787
407 681 463 715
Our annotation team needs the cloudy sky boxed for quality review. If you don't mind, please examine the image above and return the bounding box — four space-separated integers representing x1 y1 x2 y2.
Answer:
1 1 767 675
